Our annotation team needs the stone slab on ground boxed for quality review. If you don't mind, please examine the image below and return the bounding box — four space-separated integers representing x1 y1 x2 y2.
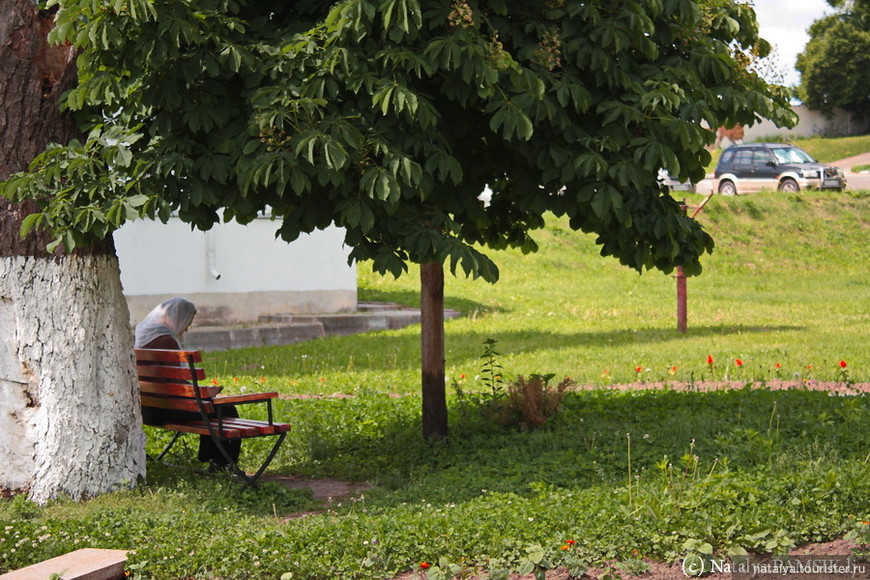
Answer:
0 548 128 580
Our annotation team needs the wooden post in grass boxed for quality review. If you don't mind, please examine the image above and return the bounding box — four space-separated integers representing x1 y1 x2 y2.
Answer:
421 262 448 439
676 263 688 333
677 193 714 333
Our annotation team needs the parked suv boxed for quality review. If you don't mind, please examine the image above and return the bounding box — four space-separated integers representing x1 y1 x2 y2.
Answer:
714 143 846 195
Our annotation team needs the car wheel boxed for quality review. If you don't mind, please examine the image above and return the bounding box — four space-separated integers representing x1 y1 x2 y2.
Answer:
718 180 737 196
779 178 800 192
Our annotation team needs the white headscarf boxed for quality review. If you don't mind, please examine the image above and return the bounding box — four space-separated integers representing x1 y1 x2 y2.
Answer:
134 298 197 348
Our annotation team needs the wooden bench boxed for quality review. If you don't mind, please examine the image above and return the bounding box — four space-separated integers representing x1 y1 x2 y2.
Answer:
135 348 291 486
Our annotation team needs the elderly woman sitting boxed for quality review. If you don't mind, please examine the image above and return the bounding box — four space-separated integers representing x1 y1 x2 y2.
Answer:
134 298 240 469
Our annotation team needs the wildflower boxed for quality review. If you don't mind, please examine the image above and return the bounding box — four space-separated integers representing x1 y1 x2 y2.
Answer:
806 364 812 370
460 373 466 379
635 366 643 373
707 354 714 365
839 360 847 368
566 539 576 545
232 377 239 383
775 363 781 368
420 562 431 570
211 378 219 385
561 544 570 550
669 365 678 375
735 358 744 367
260 376 266 383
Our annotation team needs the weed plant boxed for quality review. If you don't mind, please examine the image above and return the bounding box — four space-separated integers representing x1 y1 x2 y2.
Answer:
0 188 867 578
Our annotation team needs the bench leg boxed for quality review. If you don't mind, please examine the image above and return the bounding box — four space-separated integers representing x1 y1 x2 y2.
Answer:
208 432 287 487
154 432 183 462
247 432 287 485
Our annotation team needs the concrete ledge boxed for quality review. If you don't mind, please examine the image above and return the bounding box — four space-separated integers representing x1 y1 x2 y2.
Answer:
0 548 127 580
183 303 461 352
185 321 326 352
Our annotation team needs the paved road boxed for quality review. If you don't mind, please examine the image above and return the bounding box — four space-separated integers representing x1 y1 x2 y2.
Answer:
695 151 870 193
833 152 870 190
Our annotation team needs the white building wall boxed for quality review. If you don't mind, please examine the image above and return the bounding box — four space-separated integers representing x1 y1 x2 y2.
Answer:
743 105 868 141
114 216 357 325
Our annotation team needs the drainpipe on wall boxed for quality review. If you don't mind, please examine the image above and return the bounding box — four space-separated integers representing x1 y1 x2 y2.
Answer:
207 231 222 280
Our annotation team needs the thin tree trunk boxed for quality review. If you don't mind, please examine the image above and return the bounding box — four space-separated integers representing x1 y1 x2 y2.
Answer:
420 261 447 439
0 0 145 502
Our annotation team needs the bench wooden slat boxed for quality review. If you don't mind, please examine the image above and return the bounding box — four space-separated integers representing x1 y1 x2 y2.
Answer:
141 394 215 414
213 392 278 405
137 364 206 382
161 421 247 438
140 380 223 399
135 348 203 363
162 418 271 438
228 418 293 435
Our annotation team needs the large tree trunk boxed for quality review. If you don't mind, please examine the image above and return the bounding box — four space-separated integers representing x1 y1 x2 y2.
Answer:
0 0 145 503
420 262 448 439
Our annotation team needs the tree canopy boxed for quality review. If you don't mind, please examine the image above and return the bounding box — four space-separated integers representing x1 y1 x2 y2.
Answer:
796 0 870 115
2 0 795 282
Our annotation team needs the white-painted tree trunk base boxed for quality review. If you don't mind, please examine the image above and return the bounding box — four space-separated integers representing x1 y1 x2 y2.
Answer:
0 254 145 503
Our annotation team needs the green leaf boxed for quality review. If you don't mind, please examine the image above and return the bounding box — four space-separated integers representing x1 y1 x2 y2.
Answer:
19 213 43 238
490 0 507 15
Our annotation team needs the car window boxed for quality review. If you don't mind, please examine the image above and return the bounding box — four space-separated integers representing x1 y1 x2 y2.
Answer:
771 147 816 164
753 149 772 164
733 149 754 165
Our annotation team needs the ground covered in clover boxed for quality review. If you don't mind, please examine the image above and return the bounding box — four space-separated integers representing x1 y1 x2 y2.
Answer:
280 380 868 580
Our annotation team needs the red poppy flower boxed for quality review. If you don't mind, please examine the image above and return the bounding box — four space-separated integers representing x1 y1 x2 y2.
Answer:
420 562 430 570
635 366 643 373
775 363 781 368
211 378 219 385
735 358 744 367
707 354 714 365
566 539 576 545
839 360 847 368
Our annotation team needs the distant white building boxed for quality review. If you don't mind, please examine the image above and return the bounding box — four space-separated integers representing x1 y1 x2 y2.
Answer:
742 105 869 142
114 215 357 326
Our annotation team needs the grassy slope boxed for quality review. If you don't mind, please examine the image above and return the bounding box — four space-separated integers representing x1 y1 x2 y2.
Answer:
209 190 868 393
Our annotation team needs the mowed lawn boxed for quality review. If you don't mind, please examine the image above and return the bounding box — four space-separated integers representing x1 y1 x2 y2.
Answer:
1 188 867 580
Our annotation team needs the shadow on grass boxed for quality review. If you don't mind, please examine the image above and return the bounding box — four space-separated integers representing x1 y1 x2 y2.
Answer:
441 323 804 354
229 323 805 374
359 287 503 316
272 385 865 507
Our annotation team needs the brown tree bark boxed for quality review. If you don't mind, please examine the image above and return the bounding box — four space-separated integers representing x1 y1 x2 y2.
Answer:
420 261 448 439
0 0 80 256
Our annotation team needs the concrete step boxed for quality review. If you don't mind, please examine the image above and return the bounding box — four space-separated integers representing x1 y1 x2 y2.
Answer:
0 548 127 580
185 321 325 352
184 302 460 352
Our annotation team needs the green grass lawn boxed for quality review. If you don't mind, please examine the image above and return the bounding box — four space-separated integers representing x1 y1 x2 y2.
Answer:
0 189 867 579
